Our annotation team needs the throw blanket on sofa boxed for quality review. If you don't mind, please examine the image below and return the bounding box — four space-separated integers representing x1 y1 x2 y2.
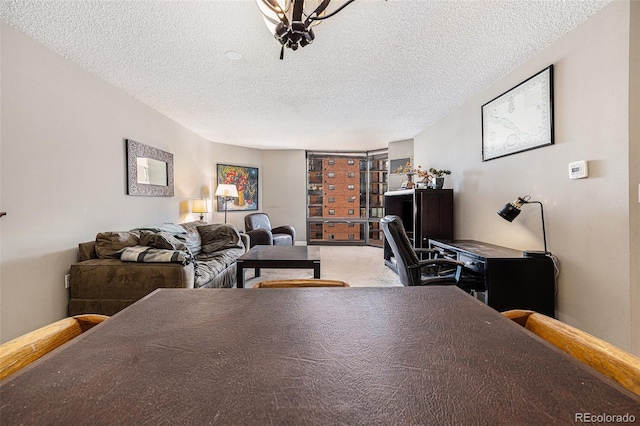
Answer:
117 246 193 265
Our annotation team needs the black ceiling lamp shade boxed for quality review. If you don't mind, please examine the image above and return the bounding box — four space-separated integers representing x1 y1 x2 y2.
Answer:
498 196 549 257
256 0 357 59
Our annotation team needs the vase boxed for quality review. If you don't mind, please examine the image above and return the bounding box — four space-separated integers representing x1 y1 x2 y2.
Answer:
405 173 416 189
236 190 245 207
433 177 444 189
417 178 429 189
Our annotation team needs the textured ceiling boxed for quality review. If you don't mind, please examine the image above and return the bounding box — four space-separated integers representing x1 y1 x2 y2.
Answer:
0 0 611 150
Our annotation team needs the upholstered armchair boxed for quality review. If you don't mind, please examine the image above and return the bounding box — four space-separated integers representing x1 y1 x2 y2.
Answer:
244 213 296 247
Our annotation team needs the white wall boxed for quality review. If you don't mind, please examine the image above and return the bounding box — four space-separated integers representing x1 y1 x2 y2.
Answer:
0 24 259 342
388 139 414 191
414 1 638 353
261 150 307 243
205 147 305 242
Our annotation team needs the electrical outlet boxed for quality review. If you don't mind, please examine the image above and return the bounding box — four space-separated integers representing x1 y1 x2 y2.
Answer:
64 274 70 289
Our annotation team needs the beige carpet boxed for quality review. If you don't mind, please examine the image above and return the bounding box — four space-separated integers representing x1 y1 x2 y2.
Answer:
242 245 403 288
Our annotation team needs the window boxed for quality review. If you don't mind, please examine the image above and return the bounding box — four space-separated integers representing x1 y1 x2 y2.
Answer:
307 150 388 246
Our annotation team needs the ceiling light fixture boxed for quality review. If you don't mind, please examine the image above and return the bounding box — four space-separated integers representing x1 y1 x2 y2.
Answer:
256 0 357 59
225 51 242 61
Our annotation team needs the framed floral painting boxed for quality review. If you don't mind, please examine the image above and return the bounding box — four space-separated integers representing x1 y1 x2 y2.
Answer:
216 164 259 211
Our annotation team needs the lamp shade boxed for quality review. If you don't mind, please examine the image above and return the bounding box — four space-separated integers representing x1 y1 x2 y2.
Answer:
497 203 521 222
497 197 527 222
192 199 208 214
256 0 286 35
215 184 238 198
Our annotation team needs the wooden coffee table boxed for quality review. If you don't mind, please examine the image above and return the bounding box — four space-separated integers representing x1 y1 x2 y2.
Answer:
236 245 321 288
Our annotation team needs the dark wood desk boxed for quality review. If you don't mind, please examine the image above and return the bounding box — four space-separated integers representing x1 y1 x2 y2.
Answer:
2 288 638 424
236 245 321 288
429 239 556 317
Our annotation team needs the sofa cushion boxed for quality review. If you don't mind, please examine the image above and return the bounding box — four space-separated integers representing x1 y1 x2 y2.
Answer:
95 231 141 259
138 230 157 247
273 234 293 245
139 231 189 252
177 220 207 256
118 246 193 265
194 248 244 287
131 223 187 234
198 224 245 254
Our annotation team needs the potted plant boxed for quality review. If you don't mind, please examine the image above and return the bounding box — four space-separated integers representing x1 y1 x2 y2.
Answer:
428 168 451 189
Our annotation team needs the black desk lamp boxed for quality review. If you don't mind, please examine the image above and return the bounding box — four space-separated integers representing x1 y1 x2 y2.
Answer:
497 195 549 257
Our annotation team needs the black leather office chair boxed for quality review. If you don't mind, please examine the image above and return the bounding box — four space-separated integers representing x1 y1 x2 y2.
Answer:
244 213 296 247
381 215 463 286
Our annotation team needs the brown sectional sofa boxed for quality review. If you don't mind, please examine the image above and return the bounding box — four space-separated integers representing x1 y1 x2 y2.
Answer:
69 221 249 316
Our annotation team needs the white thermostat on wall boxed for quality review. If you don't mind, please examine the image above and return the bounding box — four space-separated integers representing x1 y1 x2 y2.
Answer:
568 160 589 179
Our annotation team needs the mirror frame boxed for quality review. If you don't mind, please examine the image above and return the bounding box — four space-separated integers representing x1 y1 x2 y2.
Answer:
126 139 174 197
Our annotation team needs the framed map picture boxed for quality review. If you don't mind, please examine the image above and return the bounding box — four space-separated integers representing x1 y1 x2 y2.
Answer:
482 65 554 161
216 164 258 211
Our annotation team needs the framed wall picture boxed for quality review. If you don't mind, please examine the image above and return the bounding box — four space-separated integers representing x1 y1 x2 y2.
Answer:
216 164 258 211
482 65 554 161
389 157 411 173
126 139 174 196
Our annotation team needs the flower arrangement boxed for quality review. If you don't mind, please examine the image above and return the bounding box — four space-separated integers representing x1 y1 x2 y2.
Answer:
393 162 431 180
393 162 453 190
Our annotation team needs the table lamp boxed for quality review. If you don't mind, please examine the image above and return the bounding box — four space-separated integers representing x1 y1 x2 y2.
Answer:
497 195 549 257
215 184 238 223
192 199 208 221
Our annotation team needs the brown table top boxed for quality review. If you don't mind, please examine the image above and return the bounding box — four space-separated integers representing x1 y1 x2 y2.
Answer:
238 244 320 261
2 287 639 424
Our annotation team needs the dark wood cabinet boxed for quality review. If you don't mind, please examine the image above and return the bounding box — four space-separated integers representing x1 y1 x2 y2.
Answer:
383 189 453 269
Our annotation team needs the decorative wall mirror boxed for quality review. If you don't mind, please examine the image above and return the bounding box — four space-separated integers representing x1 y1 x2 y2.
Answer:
126 139 174 196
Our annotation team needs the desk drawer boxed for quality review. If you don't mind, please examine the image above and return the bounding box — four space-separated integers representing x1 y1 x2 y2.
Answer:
459 254 485 273
431 247 458 260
